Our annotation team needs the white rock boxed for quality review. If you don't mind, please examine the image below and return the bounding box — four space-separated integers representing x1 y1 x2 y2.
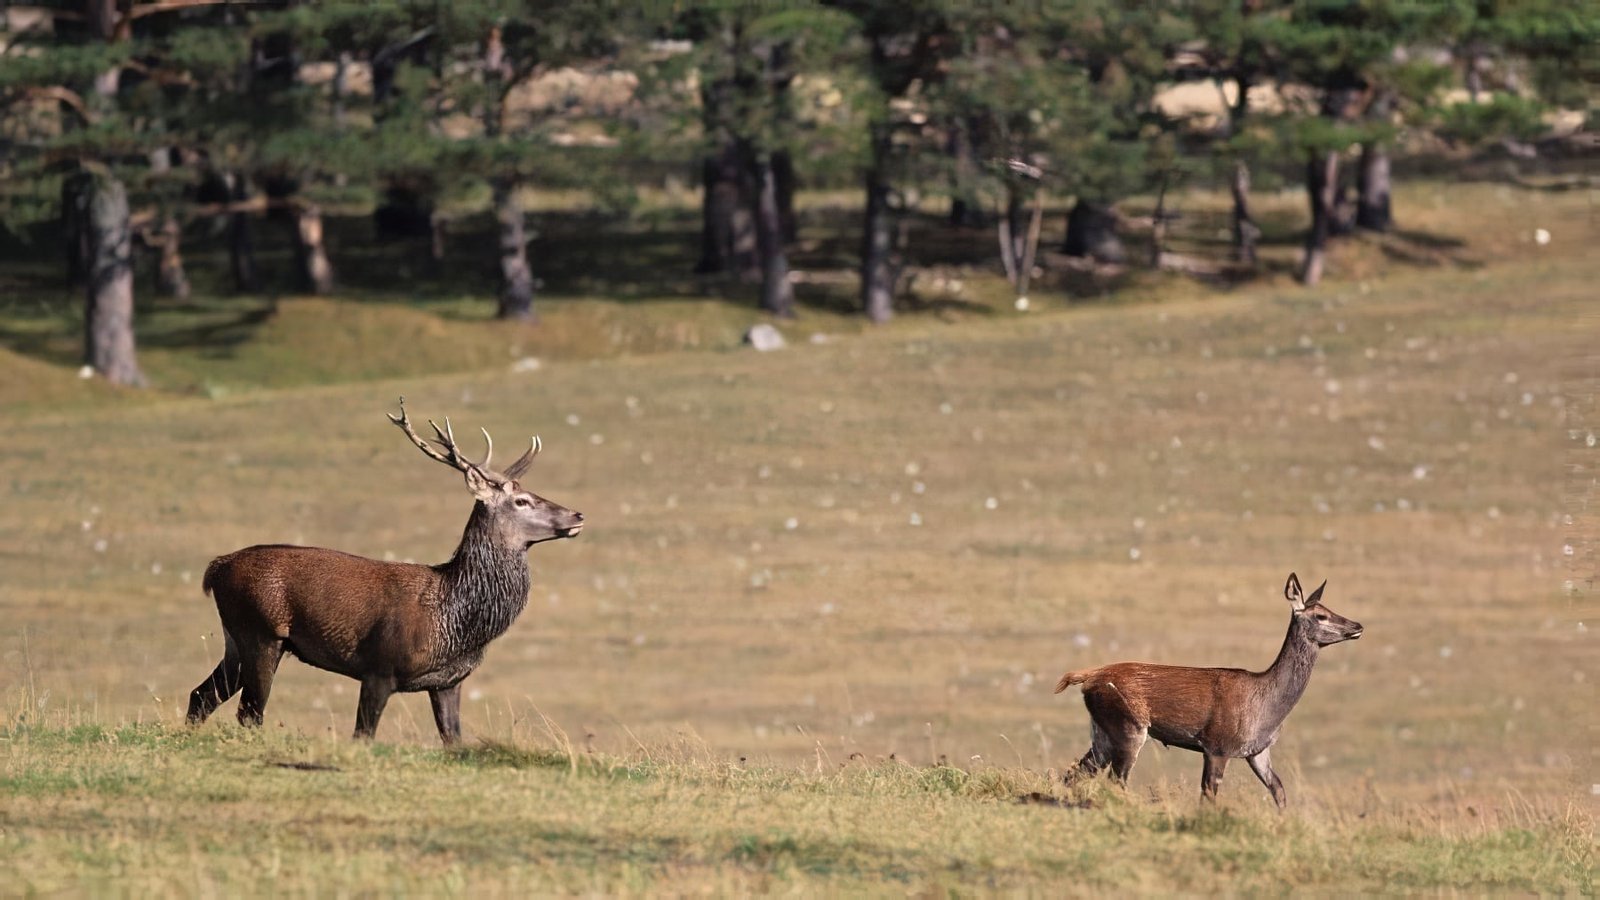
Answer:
744 324 786 351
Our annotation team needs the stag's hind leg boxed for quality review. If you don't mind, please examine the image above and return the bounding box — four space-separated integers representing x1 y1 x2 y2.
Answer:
186 636 243 725
235 638 284 727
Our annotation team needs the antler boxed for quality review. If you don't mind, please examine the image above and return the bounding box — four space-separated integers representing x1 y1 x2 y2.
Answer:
389 397 491 474
502 435 541 480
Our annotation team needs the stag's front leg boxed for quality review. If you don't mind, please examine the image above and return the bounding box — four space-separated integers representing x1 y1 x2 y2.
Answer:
429 685 462 746
353 675 396 740
1201 753 1229 800
1247 749 1287 809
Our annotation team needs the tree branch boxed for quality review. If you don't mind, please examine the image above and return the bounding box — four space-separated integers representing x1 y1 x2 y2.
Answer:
7 86 97 125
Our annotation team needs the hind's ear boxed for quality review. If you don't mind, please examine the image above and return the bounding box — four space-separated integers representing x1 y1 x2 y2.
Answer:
1285 573 1305 611
1306 579 1327 607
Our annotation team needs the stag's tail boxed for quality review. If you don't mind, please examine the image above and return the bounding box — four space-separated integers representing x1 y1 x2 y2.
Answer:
1054 668 1099 694
201 555 229 598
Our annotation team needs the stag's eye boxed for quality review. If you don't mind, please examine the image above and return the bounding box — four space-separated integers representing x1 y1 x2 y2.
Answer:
1314 612 1328 621
513 497 531 509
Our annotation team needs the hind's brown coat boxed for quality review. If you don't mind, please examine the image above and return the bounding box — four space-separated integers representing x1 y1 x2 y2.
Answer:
1054 574 1362 807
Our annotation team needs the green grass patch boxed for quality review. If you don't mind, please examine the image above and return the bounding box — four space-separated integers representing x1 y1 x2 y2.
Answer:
0 725 1589 894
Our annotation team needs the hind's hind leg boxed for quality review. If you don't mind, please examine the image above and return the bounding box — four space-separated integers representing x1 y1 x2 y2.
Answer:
1107 724 1148 784
235 639 284 727
1065 720 1114 783
187 636 242 725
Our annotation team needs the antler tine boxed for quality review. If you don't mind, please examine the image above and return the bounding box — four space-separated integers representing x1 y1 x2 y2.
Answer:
479 427 494 471
419 416 479 469
501 434 541 480
389 397 459 469
427 416 458 451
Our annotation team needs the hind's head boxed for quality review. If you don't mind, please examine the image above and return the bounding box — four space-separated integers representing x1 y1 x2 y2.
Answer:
1284 573 1362 646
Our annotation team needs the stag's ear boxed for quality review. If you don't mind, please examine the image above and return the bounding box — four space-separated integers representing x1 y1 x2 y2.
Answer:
1285 572 1306 611
463 465 497 501
1306 579 1327 607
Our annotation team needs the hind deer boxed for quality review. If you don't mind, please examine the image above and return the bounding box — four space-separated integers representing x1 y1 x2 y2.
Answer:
1053 573 1361 807
186 398 583 745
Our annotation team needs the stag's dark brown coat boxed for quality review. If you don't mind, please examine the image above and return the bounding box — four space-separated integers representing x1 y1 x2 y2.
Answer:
186 400 583 745
1054 573 1362 807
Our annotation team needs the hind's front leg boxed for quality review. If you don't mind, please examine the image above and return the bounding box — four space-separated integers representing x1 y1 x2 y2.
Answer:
1247 749 1287 809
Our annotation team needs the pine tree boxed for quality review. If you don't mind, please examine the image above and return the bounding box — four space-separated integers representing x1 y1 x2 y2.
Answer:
1 0 261 384
827 0 954 323
1250 1 1468 284
255 1 621 320
641 3 856 318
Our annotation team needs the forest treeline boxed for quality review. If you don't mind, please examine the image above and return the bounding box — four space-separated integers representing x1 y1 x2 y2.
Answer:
1 0 1595 385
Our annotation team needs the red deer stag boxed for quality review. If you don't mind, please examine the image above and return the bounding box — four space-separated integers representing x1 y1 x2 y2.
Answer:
186 398 583 744
1053 573 1361 807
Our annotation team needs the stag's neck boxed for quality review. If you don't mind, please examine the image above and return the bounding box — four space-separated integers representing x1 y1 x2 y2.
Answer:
1254 615 1320 727
435 503 531 656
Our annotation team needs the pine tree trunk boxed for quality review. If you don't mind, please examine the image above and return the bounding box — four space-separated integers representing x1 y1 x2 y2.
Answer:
695 151 731 273
62 171 93 284
333 51 351 127
1231 160 1260 265
1062 199 1125 264
154 216 190 300
1301 150 1340 286
696 142 756 278
1355 142 1392 232
429 211 447 264
860 126 895 324
773 149 797 243
291 202 334 294
84 175 143 386
494 180 535 322
947 122 983 228
998 186 1028 285
228 173 260 293
754 155 794 318
1149 178 1169 269
86 0 120 102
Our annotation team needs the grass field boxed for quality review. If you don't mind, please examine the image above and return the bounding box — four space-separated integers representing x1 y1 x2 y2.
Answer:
1 181 1596 892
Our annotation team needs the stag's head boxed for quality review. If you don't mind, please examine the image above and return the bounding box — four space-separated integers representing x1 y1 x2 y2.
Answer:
390 398 584 548
1284 572 1362 646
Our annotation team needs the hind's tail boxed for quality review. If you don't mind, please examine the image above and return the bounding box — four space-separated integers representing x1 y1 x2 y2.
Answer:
1054 668 1098 694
